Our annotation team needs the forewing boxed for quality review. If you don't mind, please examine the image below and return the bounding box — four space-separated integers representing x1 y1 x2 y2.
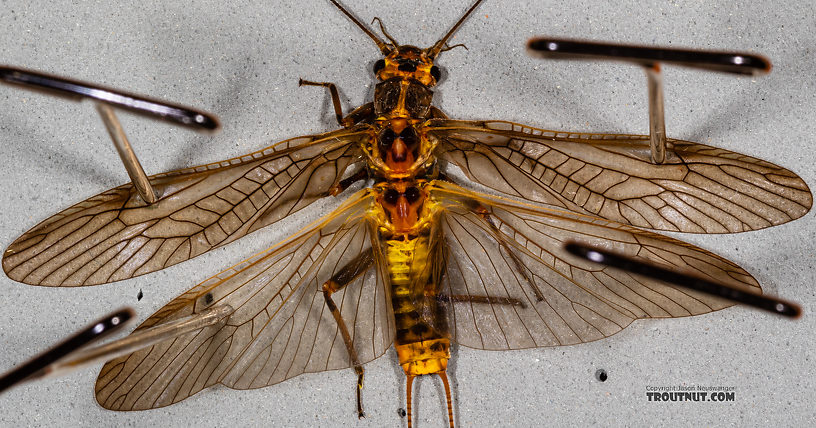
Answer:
431 119 812 233
429 181 760 351
94 190 395 410
4 127 370 286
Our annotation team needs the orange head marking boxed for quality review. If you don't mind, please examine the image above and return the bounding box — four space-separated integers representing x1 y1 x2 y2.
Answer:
373 46 441 87
332 0 484 88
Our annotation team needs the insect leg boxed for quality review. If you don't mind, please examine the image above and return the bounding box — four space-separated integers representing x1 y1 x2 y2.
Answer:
298 79 353 127
439 294 526 308
430 181 544 301
328 168 368 196
321 248 375 419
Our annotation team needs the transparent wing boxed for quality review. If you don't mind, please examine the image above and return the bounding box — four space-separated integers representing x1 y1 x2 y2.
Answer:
428 181 760 350
431 119 812 233
3 127 370 286
94 190 395 410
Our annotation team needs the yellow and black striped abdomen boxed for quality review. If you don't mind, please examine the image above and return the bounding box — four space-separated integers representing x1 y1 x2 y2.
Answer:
384 235 451 377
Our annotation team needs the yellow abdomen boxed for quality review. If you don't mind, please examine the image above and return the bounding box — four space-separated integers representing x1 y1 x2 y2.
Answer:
384 235 450 377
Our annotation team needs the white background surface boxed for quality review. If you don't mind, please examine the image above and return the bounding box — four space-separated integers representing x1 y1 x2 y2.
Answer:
0 0 814 426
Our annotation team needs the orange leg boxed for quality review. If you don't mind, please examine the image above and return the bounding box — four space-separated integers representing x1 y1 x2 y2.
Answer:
298 79 349 127
321 249 374 418
297 80 375 127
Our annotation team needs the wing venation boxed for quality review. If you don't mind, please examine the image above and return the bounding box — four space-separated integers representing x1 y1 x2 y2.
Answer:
429 181 760 351
432 119 811 233
4 128 370 286
94 191 395 410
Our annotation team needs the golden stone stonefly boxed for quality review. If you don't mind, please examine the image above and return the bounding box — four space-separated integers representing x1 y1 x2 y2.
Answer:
1 1 811 427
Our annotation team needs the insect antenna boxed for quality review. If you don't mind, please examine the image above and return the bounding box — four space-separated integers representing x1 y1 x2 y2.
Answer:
329 0 392 54
426 0 485 59
440 43 469 53
371 17 400 48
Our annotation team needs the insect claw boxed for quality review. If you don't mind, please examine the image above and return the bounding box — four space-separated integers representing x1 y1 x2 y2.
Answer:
298 78 323 87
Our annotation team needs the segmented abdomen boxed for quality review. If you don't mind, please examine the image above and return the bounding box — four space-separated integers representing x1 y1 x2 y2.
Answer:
384 235 450 376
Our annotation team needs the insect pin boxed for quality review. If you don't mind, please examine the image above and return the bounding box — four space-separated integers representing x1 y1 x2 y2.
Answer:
0 0 810 427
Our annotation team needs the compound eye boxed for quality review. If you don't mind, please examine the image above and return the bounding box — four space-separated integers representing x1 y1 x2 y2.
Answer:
383 188 399 205
404 187 421 203
373 59 386 74
430 66 441 82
